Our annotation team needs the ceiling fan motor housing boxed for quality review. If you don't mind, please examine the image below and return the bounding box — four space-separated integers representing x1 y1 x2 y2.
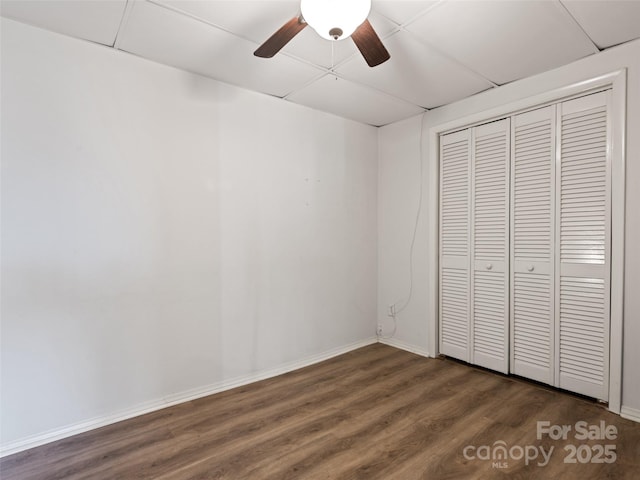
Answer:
329 28 344 40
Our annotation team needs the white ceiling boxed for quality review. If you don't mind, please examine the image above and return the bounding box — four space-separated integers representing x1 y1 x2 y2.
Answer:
2 0 640 126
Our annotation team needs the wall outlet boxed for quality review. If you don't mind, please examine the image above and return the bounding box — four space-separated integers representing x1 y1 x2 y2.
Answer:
377 324 384 336
387 304 395 317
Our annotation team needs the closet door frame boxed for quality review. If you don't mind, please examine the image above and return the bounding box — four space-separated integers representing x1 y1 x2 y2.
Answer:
428 69 626 414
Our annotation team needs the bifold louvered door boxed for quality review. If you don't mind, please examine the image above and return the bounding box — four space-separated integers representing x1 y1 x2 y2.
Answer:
511 106 556 384
439 129 471 361
556 91 611 401
439 122 509 369
471 120 510 373
439 91 612 400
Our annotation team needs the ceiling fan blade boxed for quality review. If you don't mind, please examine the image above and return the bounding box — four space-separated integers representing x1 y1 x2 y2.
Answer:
254 16 307 58
351 20 390 67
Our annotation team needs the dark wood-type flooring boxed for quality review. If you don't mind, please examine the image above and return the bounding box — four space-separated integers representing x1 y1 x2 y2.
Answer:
2 344 639 479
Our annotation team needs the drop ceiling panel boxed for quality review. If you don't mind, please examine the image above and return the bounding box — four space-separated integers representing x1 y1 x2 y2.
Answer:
372 0 439 26
337 31 494 109
0 0 126 46
561 0 640 49
118 1 323 98
155 0 300 43
405 0 598 85
286 74 424 126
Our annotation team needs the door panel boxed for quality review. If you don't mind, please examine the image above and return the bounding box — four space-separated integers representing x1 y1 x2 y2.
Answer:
556 92 611 401
471 119 510 373
440 129 471 361
511 106 555 384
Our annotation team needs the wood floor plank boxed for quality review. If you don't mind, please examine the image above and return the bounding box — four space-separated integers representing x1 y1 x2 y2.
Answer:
1 344 639 480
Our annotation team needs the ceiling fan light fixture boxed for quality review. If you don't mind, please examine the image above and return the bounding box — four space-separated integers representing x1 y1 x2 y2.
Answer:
301 0 371 41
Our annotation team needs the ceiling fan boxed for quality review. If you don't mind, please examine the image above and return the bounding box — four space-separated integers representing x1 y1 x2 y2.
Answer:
254 0 390 67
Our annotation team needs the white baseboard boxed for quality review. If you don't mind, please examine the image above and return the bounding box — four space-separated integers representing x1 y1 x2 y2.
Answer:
0 337 377 458
378 337 430 358
620 405 640 423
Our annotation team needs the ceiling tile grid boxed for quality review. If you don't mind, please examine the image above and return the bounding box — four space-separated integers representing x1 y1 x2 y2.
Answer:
2 0 640 126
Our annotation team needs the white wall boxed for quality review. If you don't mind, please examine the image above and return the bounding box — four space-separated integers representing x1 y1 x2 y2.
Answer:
378 38 640 413
377 114 429 355
0 18 378 450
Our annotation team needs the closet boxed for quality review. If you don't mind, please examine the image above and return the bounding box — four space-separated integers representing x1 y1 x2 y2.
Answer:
439 90 611 401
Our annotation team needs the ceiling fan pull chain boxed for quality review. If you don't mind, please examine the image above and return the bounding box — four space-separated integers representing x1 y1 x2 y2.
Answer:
331 40 335 71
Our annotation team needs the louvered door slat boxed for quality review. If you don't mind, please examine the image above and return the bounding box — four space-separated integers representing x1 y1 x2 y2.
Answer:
471 120 510 373
439 129 471 361
557 92 611 401
511 106 555 385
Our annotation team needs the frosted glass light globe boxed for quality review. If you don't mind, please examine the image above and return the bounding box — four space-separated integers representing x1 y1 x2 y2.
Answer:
301 0 371 41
